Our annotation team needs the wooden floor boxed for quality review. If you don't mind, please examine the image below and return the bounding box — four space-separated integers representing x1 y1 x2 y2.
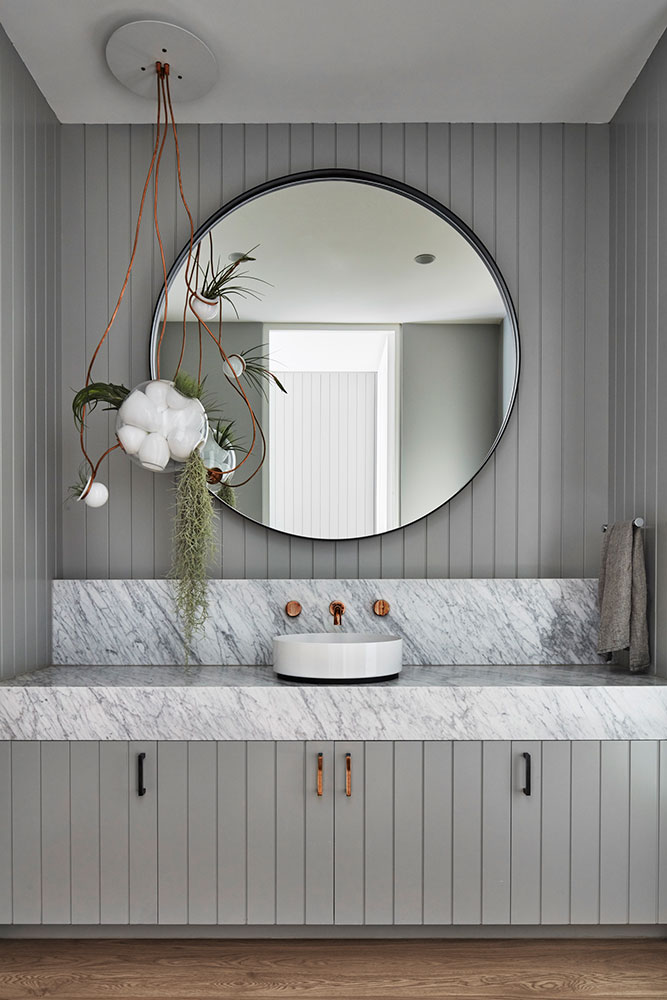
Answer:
0 939 665 999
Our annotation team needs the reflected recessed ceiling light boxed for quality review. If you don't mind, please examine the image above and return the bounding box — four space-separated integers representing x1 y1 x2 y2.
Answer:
414 253 436 264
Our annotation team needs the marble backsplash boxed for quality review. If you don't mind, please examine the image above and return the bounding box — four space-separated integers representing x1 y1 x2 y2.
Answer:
52 578 603 666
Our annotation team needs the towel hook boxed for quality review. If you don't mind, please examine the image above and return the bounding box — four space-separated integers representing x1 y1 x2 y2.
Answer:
601 517 644 533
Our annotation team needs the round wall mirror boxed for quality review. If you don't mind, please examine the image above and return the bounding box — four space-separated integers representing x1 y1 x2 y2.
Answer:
150 169 519 541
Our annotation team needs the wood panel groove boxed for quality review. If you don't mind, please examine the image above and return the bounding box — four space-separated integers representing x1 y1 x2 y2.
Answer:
59 122 609 583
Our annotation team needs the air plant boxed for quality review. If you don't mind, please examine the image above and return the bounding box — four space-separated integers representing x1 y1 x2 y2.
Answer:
67 463 93 502
196 245 269 318
210 419 241 452
66 462 109 508
226 344 287 400
72 382 129 429
173 370 205 400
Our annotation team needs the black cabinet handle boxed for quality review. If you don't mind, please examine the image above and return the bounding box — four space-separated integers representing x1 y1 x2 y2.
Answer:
137 752 146 797
317 753 323 796
522 751 532 796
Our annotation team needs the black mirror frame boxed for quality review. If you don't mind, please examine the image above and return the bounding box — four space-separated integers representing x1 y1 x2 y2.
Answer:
149 168 520 541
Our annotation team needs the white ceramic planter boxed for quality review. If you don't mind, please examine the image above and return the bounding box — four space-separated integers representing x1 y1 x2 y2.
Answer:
223 354 246 380
76 477 109 508
189 292 219 323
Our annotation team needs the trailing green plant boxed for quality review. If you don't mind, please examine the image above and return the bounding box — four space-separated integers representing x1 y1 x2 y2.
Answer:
170 450 215 661
218 482 237 508
236 344 287 399
173 370 205 400
72 382 129 429
196 245 269 318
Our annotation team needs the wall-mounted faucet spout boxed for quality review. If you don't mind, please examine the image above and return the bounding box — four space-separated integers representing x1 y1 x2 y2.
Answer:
329 601 345 626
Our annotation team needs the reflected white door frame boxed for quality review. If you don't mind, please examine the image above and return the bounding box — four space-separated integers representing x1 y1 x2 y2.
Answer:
265 324 400 538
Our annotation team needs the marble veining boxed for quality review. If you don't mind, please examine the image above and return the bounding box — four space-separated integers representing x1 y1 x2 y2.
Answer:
53 578 604 667
0 664 665 741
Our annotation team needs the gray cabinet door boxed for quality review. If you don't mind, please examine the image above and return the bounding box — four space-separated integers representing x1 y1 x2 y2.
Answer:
0 741 156 926
244 741 335 925
539 739 664 926
242 741 338 925
334 741 429 926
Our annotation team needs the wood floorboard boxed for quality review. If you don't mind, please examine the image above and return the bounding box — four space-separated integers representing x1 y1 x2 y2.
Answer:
0 940 665 999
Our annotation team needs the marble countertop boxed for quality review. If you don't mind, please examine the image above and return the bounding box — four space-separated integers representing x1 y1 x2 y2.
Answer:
2 663 666 688
0 663 666 741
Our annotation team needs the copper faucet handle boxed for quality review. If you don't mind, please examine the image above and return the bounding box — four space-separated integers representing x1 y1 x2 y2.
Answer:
329 601 345 624
285 601 302 617
373 599 390 617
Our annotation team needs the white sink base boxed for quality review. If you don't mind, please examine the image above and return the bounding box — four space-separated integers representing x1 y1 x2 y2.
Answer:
273 633 403 683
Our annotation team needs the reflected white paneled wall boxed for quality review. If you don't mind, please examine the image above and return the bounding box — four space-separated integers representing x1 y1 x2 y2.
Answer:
610 29 667 677
59 122 610 580
0 27 60 679
269 372 376 538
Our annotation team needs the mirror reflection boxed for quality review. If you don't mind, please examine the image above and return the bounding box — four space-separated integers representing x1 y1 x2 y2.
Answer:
151 175 519 540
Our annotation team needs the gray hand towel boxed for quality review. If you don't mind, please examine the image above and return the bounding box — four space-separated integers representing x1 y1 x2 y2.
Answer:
598 520 649 672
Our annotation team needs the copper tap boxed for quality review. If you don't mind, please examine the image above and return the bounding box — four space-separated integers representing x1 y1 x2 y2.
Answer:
329 601 345 626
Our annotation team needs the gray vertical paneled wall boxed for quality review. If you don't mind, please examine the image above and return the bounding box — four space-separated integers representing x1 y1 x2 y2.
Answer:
59 122 609 583
0 27 60 679
610 31 667 677
609 36 667 677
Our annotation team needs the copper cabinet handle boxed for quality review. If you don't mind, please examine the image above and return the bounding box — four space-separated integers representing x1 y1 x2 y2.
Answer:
317 753 323 796
345 753 352 796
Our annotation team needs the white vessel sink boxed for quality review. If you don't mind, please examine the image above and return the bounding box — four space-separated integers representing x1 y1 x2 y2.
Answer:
273 633 403 683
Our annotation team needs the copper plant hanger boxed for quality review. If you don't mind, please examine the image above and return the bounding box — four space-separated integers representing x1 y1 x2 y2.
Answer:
76 61 267 502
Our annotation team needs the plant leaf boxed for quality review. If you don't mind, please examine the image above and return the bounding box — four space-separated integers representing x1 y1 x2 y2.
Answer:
72 382 129 428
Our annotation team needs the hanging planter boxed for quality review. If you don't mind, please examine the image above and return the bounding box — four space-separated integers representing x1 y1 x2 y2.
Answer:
73 475 109 508
188 291 219 323
222 354 246 380
115 379 208 473
191 248 265 324
67 59 284 659
201 439 235 494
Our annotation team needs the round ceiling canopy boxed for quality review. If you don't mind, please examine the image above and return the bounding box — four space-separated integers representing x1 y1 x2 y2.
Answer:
105 20 218 102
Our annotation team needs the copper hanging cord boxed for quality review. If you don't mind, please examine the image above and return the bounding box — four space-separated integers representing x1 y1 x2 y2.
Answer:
161 77 269 484
199 219 270 482
78 63 166 494
162 67 197 382
151 64 263 482
194 312 261 480
182 229 266 480
175 243 199 379
153 66 172 379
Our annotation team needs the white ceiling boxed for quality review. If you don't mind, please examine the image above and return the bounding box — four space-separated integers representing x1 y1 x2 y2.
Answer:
1 0 666 123
162 180 506 324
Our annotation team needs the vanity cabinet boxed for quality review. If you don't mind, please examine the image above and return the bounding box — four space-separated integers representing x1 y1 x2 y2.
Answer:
1 740 665 926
